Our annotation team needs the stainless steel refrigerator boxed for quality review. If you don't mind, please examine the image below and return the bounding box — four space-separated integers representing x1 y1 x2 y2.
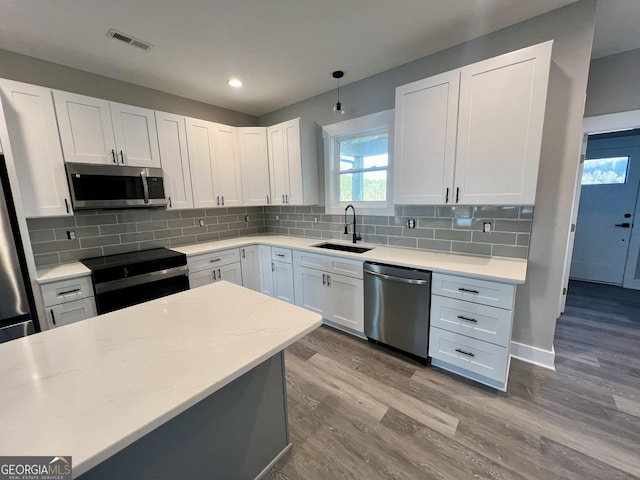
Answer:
0 154 37 342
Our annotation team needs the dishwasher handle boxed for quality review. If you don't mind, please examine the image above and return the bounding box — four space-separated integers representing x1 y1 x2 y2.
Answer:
364 269 428 285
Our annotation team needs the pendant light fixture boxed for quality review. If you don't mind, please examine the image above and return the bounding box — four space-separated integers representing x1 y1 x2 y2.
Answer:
332 70 346 115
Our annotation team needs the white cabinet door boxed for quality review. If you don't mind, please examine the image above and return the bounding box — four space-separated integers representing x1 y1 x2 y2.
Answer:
238 127 270 206
212 123 242 207
189 269 216 289
155 111 193 210
394 70 459 205
455 42 552 205
111 102 161 168
218 262 243 286
294 266 328 317
0 80 72 217
185 117 218 208
46 297 97 328
53 90 116 165
282 118 303 205
327 273 364 333
272 261 294 303
240 246 260 292
259 245 274 296
267 123 290 206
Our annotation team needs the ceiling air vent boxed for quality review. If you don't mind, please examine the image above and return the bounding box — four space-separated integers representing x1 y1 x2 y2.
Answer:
106 28 153 51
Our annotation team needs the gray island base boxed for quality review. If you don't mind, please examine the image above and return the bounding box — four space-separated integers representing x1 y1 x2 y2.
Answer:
79 352 288 480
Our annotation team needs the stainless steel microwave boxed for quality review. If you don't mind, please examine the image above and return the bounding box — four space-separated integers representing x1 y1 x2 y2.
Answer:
66 163 166 210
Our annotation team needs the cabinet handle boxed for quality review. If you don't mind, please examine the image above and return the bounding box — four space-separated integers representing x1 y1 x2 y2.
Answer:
64 198 70 214
210 258 221 263
213 269 217 280
217 196 220 206
327 274 331 286
50 309 56 326
218 268 221 278
221 196 225 206
458 288 479 294
322 274 326 285
445 187 449 204
455 348 475 357
58 288 81 296
285 194 289 204
242 249 245 259
276 253 285 257
266 194 270 205
456 187 460 203
168 196 172 208
271 262 275 272
120 150 125 164
457 315 477 323
111 149 117 164
282 194 285 204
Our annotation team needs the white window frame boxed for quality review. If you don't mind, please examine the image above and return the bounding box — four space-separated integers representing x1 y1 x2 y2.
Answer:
322 109 394 215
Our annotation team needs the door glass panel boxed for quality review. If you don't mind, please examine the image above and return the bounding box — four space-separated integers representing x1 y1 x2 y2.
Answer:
581 156 629 185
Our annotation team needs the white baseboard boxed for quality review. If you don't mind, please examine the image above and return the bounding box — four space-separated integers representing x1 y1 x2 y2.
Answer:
510 341 556 371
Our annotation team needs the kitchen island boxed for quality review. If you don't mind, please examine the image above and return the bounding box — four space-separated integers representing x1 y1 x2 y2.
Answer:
0 281 322 479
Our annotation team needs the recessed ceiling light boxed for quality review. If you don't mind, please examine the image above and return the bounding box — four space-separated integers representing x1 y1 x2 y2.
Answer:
228 79 243 88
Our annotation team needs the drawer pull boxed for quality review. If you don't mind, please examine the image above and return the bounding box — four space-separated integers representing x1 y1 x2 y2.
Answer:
457 315 477 323
58 288 81 296
455 348 475 357
458 288 479 294
210 258 221 263
276 253 286 257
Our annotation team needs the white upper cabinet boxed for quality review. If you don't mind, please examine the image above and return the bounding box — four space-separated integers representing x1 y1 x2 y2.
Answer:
212 123 243 207
454 42 552 205
110 102 161 168
238 127 270 206
394 70 460 205
155 111 193 210
0 80 72 217
53 91 161 168
394 41 552 205
267 118 317 206
185 117 218 209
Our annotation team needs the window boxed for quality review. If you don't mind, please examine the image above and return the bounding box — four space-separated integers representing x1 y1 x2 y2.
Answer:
581 156 629 185
323 110 394 215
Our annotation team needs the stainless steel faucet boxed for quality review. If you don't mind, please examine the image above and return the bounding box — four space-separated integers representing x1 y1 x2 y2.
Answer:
344 204 362 244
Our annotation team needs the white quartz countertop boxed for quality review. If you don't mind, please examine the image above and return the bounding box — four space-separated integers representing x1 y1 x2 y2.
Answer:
37 234 528 285
0 282 322 477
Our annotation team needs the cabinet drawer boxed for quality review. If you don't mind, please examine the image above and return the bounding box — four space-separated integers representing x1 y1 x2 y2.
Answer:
47 296 97 328
327 256 363 279
293 250 327 271
429 327 509 384
188 248 240 273
41 275 93 307
431 273 515 309
430 295 512 347
272 247 292 263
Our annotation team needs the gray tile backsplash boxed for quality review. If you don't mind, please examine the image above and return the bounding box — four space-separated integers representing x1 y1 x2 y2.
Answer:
264 205 534 259
28 207 266 267
28 204 534 267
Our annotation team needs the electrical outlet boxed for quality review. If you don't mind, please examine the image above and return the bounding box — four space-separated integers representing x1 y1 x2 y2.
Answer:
198 219 205 227
244 215 249 222
406 218 416 229
314 216 318 223
483 221 492 233
67 230 76 240
275 215 280 221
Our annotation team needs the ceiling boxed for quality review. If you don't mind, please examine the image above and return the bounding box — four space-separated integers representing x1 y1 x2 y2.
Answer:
0 1 637 117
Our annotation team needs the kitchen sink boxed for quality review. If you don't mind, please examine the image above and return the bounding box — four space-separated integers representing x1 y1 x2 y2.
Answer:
313 242 373 254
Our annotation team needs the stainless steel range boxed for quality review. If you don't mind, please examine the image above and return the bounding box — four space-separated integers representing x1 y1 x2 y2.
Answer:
81 248 189 314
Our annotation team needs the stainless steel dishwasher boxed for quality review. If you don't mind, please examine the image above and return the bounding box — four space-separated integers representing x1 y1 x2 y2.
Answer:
364 262 431 361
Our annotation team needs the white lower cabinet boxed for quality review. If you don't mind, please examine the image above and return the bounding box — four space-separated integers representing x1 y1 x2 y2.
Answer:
259 245 274 296
240 246 260 292
257 246 294 303
429 272 515 391
46 298 97 328
272 261 294 303
293 251 364 335
40 275 97 329
187 248 242 289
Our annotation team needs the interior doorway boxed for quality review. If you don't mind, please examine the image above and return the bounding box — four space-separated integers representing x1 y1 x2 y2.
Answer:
570 129 640 285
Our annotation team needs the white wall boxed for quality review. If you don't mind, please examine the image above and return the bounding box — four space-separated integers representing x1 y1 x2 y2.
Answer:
259 0 598 352
586 48 640 117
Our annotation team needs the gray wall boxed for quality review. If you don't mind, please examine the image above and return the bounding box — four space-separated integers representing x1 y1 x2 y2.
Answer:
258 0 598 352
585 48 640 117
0 49 256 126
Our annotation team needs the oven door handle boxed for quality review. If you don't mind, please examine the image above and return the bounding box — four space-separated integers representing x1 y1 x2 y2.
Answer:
94 265 189 294
141 170 150 204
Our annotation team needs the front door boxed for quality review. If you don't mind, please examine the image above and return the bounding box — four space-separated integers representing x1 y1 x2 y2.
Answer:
570 131 640 285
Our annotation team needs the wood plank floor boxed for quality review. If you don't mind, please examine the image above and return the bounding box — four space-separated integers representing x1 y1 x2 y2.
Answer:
268 280 640 479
